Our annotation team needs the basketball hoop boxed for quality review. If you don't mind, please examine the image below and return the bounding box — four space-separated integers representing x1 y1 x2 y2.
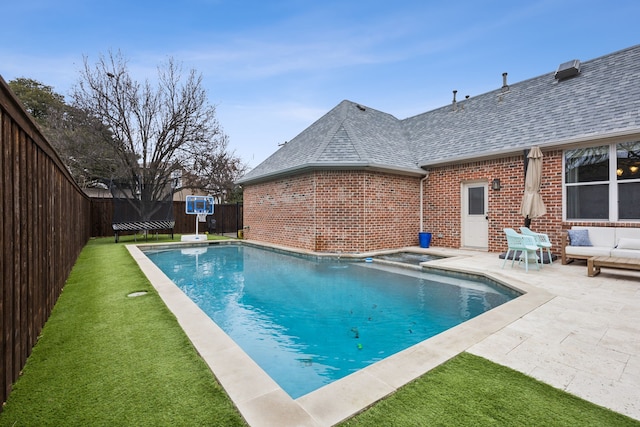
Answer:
184 195 215 238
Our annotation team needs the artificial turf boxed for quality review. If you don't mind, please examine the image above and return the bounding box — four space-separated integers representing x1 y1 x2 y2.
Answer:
0 235 246 426
339 351 639 427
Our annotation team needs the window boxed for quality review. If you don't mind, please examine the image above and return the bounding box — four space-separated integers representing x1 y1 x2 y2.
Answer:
171 170 182 189
617 141 640 219
468 186 485 215
564 141 640 221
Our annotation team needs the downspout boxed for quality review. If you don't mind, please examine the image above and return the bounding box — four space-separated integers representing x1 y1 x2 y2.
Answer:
419 171 429 232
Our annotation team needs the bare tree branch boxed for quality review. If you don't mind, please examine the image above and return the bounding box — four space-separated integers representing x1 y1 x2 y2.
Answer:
71 50 245 208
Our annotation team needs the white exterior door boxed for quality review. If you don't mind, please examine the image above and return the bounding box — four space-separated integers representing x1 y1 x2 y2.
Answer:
462 183 488 249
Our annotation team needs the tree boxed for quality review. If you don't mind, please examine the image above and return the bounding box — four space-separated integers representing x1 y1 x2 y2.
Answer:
190 137 246 202
8 78 65 125
71 51 246 211
9 78 120 186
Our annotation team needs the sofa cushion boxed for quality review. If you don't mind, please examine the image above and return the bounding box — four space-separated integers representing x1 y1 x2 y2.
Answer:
616 237 640 250
615 228 640 245
611 248 640 259
572 226 617 247
568 229 593 246
565 246 611 257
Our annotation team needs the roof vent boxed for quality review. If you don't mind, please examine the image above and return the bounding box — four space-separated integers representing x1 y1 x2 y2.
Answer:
555 59 581 80
502 72 509 91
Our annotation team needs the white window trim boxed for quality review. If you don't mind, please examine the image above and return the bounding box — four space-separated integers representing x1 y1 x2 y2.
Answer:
563 143 640 222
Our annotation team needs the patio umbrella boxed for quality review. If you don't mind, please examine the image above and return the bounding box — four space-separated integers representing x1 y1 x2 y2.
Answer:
520 146 546 225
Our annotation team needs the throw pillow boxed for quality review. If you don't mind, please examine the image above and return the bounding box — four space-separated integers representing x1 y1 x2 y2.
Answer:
568 229 592 246
616 237 640 250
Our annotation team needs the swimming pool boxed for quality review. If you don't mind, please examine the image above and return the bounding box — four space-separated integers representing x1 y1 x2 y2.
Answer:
144 243 519 398
373 251 445 265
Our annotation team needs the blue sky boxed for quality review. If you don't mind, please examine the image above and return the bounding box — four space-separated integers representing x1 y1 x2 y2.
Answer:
1 1 638 169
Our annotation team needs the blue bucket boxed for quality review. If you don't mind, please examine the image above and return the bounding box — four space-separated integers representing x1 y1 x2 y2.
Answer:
419 232 432 248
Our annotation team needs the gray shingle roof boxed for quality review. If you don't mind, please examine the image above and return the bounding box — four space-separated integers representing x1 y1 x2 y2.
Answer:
239 45 640 184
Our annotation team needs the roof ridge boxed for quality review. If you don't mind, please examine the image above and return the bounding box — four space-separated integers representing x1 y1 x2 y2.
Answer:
317 124 363 162
310 101 350 161
338 105 371 161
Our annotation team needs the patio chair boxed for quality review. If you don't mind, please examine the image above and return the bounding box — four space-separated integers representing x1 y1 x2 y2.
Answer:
520 226 553 266
502 228 540 272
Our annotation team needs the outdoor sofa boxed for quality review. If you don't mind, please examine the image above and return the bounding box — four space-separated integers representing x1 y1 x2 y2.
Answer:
561 226 640 264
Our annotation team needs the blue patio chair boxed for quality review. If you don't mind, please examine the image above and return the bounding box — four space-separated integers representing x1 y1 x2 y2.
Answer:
520 226 553 266
502 228 540 272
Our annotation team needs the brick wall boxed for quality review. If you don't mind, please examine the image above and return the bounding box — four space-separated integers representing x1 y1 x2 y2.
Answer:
243 173 317 250
422 150 565 252
243 170 420 252
243 148 638 254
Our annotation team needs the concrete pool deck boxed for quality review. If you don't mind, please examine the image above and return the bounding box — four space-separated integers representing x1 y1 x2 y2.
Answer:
128 242 640 426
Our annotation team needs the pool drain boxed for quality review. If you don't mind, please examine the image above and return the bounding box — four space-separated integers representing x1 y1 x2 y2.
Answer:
127 291 148 298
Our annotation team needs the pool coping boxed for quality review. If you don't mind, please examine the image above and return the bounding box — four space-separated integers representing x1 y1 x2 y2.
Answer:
127 241 554 427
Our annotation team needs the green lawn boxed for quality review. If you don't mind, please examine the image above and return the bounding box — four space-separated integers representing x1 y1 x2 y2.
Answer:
340 352 639 426
1 236 638 426
0 234 245 427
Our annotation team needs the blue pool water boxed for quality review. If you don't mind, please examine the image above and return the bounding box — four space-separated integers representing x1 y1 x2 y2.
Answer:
145 244 519 398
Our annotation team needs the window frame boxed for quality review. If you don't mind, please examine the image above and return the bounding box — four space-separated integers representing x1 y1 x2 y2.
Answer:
563 141 640 222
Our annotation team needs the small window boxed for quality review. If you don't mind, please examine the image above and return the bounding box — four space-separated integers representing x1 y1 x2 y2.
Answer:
616 141 640 181
619 182 640 219
566 184 608 219
565 146 609 183
468 186 484 215
171 170 182 189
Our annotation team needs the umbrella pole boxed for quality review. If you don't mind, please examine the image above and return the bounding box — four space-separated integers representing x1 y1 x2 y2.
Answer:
523 149 531 227
523 149 530 178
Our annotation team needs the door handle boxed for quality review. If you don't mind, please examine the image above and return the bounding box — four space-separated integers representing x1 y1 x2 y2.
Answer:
485 215 489 220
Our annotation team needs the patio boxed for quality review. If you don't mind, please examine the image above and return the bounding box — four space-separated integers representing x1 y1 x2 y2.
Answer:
427 247 640 421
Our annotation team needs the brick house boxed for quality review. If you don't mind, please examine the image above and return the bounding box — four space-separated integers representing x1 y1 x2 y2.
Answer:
237 45 640 253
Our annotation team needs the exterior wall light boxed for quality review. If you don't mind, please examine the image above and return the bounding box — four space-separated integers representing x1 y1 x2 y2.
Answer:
491 178 501 191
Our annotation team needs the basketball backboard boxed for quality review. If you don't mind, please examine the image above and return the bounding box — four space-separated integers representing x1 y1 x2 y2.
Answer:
185 195 214 215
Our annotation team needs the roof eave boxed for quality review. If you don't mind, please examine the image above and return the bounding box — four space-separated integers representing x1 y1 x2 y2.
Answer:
236 162 426 185
419 128 640 168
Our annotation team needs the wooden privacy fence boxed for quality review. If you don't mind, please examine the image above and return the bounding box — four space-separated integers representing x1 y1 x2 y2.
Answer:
0 77 92 407
171 201 243 236
90 199 243 238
